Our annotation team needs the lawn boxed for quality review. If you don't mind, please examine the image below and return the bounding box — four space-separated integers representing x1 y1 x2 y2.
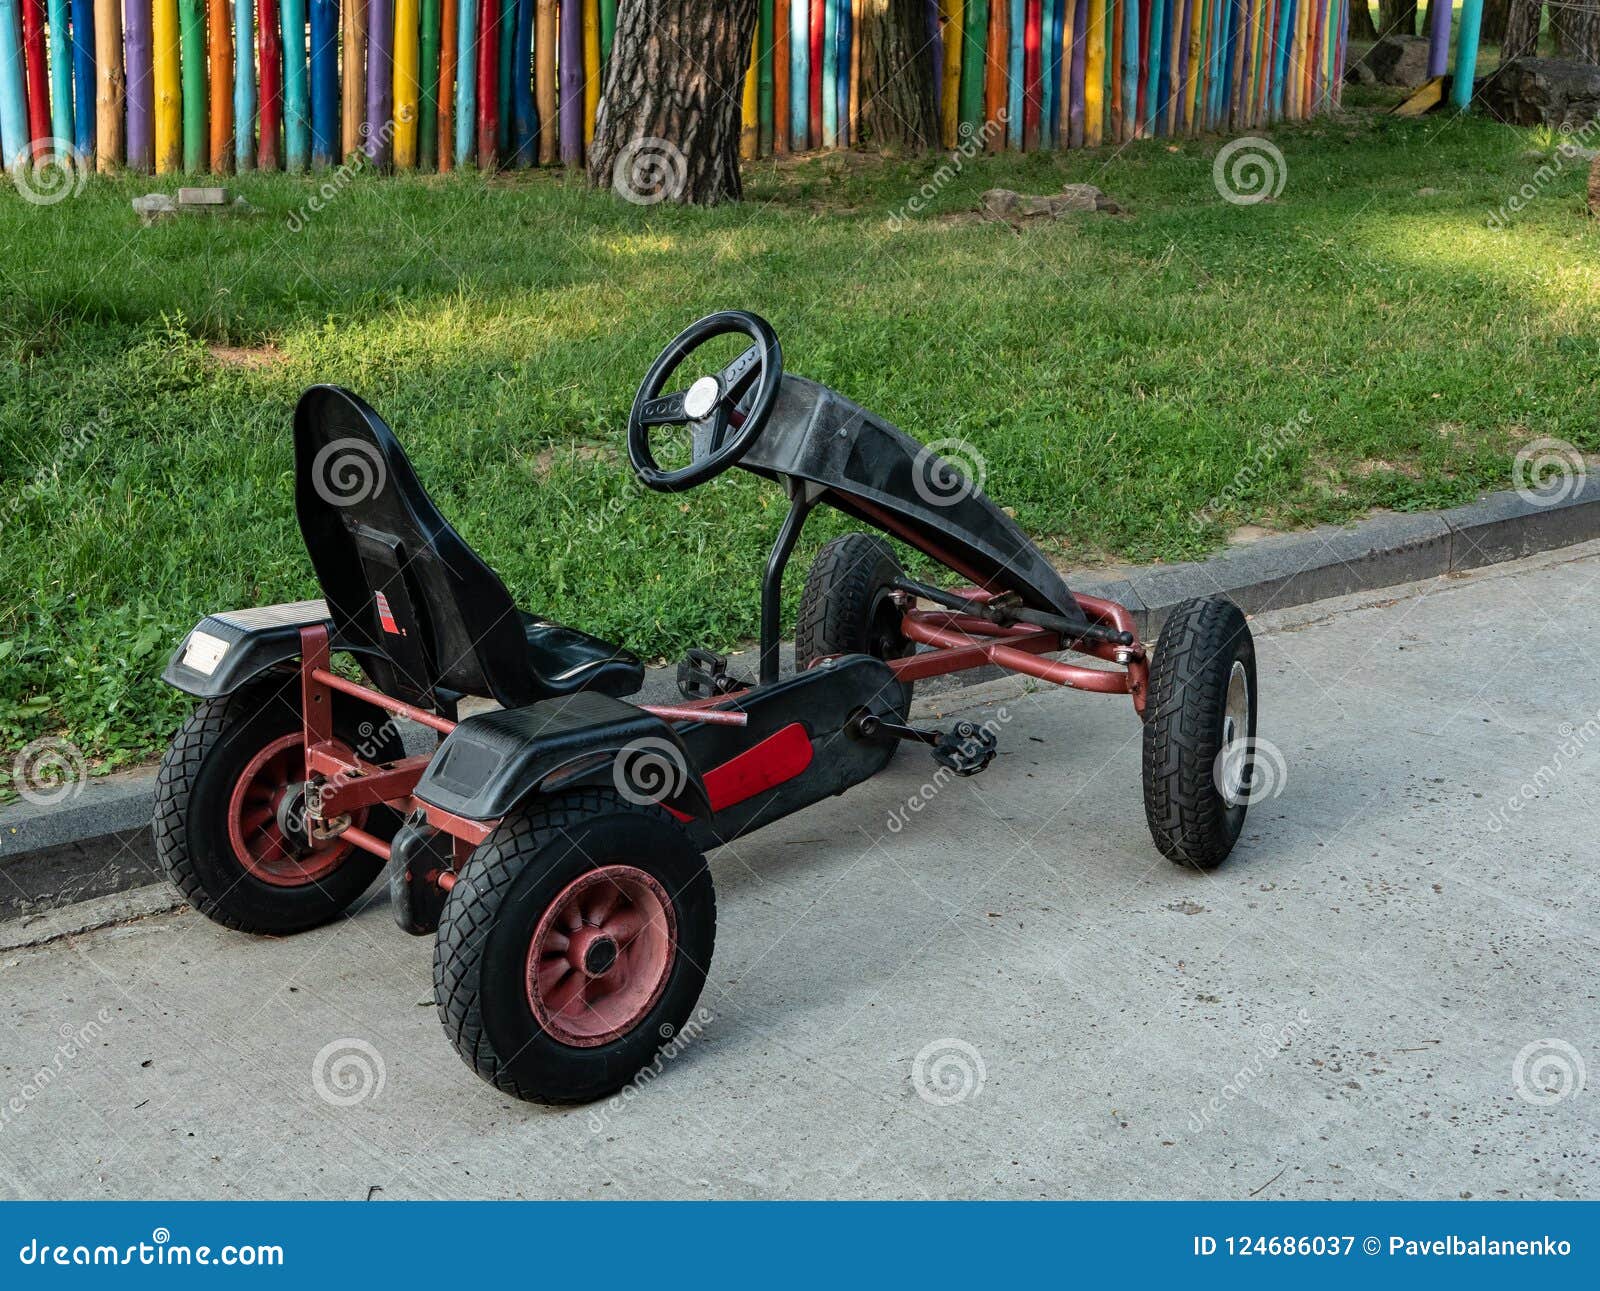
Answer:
2 100 1598 781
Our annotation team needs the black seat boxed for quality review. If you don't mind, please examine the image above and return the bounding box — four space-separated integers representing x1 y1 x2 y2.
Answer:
520 613 644 699
293 386 643 710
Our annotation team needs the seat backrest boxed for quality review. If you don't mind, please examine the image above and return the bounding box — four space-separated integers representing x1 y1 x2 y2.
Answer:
293 386 537 709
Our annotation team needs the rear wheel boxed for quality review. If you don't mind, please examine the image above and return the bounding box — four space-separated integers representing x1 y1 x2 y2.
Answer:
795 532 916 718
1141 597 1258 870
152 677 404 934
433 790 716 1104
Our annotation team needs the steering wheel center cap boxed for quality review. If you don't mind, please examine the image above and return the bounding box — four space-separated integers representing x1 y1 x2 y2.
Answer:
683 375 721 421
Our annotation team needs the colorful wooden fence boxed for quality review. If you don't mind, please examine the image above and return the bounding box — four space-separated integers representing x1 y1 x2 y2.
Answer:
0 0 1348 175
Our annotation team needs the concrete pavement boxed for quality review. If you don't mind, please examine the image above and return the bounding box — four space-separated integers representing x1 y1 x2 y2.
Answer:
1 543 1596 1199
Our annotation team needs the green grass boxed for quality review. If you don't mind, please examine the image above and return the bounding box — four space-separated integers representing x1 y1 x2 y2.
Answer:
2 105 1598 781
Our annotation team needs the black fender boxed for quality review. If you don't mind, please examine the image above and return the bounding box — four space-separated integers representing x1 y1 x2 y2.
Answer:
162 600 330 699
412 691 713 823
161 599 394 700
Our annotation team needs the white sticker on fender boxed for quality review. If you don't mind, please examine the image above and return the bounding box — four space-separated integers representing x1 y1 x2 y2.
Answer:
182 630 231 676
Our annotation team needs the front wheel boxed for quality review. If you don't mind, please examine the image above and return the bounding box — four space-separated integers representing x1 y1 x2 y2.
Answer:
795 532 916 718
1141 597 1258 870
433 790 716 1104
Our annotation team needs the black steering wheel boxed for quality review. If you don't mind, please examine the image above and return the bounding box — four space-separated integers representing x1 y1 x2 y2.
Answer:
627 311 783 493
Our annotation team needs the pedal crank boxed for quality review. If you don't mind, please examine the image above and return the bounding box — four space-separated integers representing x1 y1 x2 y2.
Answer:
850 713 998 777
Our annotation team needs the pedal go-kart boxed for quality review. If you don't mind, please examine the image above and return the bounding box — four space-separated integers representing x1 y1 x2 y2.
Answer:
155 311 1257 1104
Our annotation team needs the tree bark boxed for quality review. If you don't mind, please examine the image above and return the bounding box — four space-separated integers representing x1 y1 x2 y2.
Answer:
1350 0 1378 41
1589 151 1600 218
857 0 940 150
589 0 760 205
1551 0 1600 60
1500 0 1543 62
1481 0 1510 43
1378 0 1417 37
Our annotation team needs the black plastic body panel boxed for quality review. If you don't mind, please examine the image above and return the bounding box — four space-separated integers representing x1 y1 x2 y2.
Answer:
412 691 712 822
738 376 1088 627
388 819 453 935
161 600 347 699
678 654 900 851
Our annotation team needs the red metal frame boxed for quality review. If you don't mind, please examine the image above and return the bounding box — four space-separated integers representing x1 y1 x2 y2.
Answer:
290 584 1145 891
293 626 770 891
886 588 1147 715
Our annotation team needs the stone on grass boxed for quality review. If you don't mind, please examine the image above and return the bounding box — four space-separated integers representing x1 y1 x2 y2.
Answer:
1478 58 1600 129
132 192 178 224
980 183 1125 224
1351 35 1431 89
134 189 255 225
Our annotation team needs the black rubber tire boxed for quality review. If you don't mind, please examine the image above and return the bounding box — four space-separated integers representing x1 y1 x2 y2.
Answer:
152 676 404 934
1141 597 1257 870
433 789 716 1104
795 532 915 718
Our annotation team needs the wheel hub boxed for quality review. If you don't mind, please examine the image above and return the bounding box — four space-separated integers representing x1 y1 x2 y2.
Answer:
275 783 311 852
1218 660 1252 807
226 734 364 888
568 927 621 978
525 865 677 1048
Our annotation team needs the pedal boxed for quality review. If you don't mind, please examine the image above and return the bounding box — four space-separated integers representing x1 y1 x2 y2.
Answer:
931 721 998 777
677 648 751 700
849 712 998 777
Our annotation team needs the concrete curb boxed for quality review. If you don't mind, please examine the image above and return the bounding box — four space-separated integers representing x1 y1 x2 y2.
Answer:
4 477 1596 868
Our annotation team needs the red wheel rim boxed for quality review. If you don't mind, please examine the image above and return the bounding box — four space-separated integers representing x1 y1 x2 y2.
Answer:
226 733 365 888
525 865 678 1048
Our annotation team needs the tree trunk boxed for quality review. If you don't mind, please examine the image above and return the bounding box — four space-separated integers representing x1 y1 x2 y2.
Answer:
1552 0 1600 60
1481 0 1510 43
1500 0 1543 62
1350 1 1378 41
1378 0 1417 37
1589 151 1600 218
857 0 940 150
588 0 760 205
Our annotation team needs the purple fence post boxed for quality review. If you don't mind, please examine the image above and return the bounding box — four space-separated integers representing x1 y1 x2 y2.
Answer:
367 0 395 163
1069 0 1086 147
1426 0 1451 80
559 0 581 163
125 0 153 170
